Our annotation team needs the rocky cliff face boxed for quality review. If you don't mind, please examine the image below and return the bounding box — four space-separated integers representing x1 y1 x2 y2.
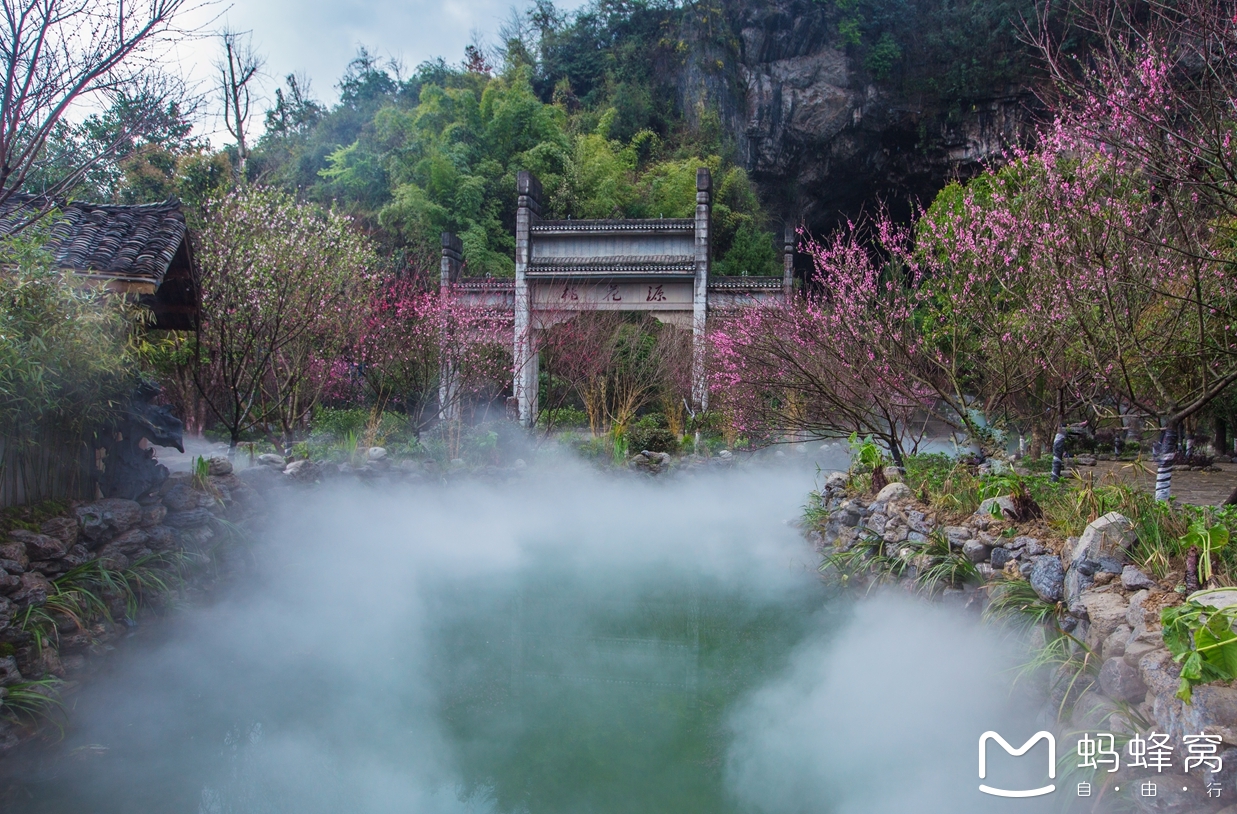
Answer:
680 0 1039 236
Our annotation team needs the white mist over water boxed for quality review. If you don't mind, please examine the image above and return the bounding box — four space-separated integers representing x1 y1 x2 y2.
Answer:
1 455 1059 813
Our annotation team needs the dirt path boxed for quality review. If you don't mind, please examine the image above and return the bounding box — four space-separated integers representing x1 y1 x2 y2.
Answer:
1065 460 1237 506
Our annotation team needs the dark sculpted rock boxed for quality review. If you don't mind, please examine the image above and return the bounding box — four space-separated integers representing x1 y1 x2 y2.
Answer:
96 380 184 500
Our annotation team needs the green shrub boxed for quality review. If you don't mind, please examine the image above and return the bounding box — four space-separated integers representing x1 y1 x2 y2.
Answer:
537 407 590 429
311 407 370 440
627 426 680 454
0 229 135 439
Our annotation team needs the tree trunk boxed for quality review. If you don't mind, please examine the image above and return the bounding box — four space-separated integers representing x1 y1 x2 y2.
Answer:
1215 416 1228 458
888 437 905 469
1155 422 1179 502
1029 426 1044 460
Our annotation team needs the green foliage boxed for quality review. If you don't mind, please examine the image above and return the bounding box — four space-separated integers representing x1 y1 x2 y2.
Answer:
847 433 886 471
1161 601 1237 703
1 678 65 726
0 227 136 440
985 577 1061 628
537 406 590 429
626 425 680 455
1180 521 1229 584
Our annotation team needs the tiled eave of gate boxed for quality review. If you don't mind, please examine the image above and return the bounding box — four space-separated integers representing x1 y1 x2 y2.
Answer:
526 259 695 277
530 218 694 236
707 276 783 291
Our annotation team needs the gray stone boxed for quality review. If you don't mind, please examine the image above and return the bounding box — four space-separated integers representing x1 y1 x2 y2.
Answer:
1071 689 1131 733
1083 588 1133 648
95 545 129 571
975 563 996 581
1097 555 1126 574
990 547 1015 570
0 655 20 686
1190 587 1237 611
905 510 931 534
962 539 992 564
1018 560 1034 578
0 543 28 570
1102 625 1131 660
367 446 388 461
1064 567 1095 607
60 544 91 568
163 508 214 529
8 529 66 560
1138 649 1182 698
11 572 50 607
0 571 20 594
882 525 908 544
907 531 927 543
140 504 167 527
238 465 279 490
257 453 286 469
75 498 143 543
1179 686 1237 746
874 481 912 503
976 495 1016 519
160 482 199 512
109 528 150 553
1124 637 1163 669
863 514 887 535
1126 589 1155 628
38 516 78 549
284 459 321 483
1029 556 1065 603
207 456 233 476
942 525 971 544
1099 657 1147 702
1121 566 1158 591
1205 748 1237 791
1070 512 1137 566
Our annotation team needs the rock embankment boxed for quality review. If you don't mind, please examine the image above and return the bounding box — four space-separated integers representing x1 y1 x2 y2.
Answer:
0 457 263 751
810 472 1237 782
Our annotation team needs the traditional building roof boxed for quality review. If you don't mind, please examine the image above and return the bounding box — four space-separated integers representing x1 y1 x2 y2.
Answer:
0 193 199 330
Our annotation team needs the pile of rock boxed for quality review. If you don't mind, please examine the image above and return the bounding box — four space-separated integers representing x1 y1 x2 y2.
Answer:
238 448 528 488
0 457 261 749
811 471 1237 771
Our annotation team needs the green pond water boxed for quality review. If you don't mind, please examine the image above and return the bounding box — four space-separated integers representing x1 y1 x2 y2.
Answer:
0 467 834 814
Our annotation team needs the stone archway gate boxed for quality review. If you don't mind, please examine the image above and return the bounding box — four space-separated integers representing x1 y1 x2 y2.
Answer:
441 168 793 427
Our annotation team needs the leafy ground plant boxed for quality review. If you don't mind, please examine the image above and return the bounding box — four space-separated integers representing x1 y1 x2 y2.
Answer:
1161 601 1237 703
0 677 65 727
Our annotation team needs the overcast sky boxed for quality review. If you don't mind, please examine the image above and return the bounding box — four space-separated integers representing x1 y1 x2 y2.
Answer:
173 0 588 143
